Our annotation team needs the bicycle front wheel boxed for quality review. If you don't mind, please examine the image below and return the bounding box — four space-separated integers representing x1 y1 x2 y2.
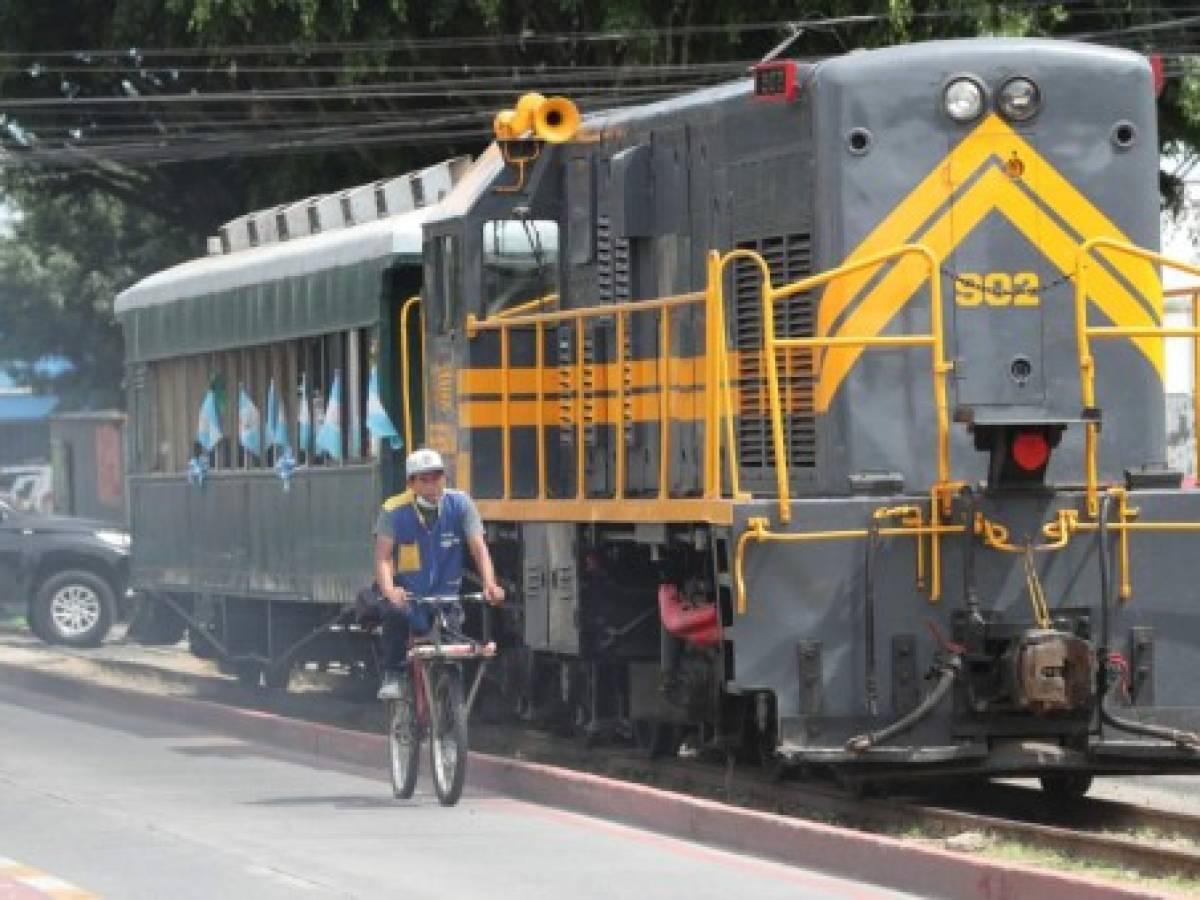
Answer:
389 681 421 799
429 667 468 806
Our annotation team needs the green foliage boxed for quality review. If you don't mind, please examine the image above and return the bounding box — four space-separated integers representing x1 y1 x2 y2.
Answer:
0 190 192 408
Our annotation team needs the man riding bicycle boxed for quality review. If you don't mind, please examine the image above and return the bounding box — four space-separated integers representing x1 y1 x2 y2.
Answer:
374 448 505 700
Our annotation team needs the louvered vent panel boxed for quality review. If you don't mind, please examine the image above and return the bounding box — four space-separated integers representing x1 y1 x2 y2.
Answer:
734 233 815 470
597 214 631 304
597 215 614 303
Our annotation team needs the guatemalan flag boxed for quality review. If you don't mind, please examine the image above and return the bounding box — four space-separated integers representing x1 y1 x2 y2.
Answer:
238 384 263 458
196 376 224 452
297 373 312 454
265 379 290 451
367 365 402 450
315 370 343 460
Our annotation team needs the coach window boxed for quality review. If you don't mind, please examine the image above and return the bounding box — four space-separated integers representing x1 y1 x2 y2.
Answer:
297 332 346 464
481 219 559 317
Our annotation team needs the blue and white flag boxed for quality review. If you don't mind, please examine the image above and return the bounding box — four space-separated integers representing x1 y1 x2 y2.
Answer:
315 370 343 460
366 365 403 450
187 454 209 487
297 374 312 454
238 385 262 458
196 380 224 452
274 447 297 491
266 379 290 451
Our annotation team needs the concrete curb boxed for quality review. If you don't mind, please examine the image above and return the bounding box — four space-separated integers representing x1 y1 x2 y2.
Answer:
0 659 1170 900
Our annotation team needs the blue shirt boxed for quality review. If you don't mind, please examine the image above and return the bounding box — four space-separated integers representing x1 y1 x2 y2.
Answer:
375 489 482 597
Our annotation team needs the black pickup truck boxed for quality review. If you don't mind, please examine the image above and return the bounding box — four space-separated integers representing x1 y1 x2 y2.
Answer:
0 498 130 646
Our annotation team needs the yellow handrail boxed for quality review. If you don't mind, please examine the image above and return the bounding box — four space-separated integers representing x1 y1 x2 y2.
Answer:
712 243 948 524
466 288 730 503
575 317 585 500
1075 238 1200 517
492 293 559 320
615 309 626 499
658 305 671 498
536 320 546 495
734 514 966 614
707 251 745 499
399 295 422 450
501 326 511 497
468 292 703 331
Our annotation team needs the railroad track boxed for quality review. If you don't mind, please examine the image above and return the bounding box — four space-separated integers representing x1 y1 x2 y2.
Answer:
476 727 1200 883
9 631 1200 886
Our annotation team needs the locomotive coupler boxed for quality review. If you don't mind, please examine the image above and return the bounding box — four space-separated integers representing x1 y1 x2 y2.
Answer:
1007 629 1096 714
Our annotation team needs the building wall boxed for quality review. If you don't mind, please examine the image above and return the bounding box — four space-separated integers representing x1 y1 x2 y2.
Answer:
0 421 50 466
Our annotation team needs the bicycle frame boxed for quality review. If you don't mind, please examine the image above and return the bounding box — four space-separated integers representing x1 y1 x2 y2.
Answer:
403 594 497 724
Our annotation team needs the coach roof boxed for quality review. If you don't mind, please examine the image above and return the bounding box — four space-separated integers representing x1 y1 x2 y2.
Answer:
115 146 502 317
115 147 502 363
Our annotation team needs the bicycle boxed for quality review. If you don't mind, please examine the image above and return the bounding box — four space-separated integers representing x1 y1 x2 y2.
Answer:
386 592 496 806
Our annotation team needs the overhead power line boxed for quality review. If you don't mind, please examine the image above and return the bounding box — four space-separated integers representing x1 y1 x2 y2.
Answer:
4 7 1199 61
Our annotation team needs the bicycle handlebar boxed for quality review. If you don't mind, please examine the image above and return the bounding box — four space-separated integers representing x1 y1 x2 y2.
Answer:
410 592 484 605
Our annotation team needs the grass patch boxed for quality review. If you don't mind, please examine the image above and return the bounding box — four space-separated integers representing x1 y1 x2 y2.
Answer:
901 828 1200 896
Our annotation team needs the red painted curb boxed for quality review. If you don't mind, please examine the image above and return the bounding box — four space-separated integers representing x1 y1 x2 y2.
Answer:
0 660 1172 899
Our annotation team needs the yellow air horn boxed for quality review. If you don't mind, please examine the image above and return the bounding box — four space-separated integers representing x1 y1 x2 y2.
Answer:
493 109 518 141
533 96 580 143
508 92 546 137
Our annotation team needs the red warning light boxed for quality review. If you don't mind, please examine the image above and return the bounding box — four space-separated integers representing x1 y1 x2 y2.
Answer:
1012 431 1051 472
1150 55 1165 97
752 61 799 103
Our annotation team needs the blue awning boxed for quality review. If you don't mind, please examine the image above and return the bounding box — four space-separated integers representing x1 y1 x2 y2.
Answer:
0 394 59 421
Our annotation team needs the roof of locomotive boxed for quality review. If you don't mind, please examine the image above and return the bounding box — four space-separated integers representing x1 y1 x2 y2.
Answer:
812 36 1148 85
114 145 504 316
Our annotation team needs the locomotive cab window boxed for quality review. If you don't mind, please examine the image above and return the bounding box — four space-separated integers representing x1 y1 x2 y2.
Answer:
481 219 559 317
426 232 462 335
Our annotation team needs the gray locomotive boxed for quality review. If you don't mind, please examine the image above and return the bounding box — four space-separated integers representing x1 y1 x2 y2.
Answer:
118 38 1200 793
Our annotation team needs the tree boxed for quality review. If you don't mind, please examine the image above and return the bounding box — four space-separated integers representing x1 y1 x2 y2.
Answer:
0 191 192 408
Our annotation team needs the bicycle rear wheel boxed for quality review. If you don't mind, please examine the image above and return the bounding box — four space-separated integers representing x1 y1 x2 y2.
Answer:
429 667 468 806
389 680 421 799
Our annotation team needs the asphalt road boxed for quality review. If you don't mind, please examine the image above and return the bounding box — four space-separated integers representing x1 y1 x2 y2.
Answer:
0 681 917 900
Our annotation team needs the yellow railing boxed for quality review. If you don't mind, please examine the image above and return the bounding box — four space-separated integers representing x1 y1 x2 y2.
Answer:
399 295 423 450
491 292 559 320
1076 238 1200 517
712 243 951 525
466 284 741 503
734 515 966 614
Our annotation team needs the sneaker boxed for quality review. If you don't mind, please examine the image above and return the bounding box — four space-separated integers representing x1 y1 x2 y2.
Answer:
377 671 404 701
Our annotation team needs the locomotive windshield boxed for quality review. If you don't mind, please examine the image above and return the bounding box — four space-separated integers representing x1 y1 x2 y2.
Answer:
481 219 559 317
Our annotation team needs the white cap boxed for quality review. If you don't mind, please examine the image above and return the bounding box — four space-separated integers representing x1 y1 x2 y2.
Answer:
406 448 445 480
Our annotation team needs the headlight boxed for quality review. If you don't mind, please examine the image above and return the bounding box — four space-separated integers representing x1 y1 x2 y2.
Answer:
998 77 1040 122
95 529 131 551
944 77 985 122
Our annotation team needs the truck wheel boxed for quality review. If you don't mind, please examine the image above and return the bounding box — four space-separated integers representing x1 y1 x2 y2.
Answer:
31 570 115 648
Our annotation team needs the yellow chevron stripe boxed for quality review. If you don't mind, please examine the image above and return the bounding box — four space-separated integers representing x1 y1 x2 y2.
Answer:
817 164 999 411
815 117 997 340
814 114 1162 410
